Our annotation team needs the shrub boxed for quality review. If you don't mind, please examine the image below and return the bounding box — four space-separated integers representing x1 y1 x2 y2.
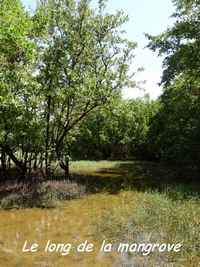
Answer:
0 193 24 209
0 180 86 209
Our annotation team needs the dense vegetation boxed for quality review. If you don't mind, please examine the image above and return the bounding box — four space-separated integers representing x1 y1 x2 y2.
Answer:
1 0 200 180
146 0 200 165
0 0 136 178
68 96 159 160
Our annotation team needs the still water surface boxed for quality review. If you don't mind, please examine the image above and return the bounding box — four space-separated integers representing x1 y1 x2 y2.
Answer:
0 193 123 267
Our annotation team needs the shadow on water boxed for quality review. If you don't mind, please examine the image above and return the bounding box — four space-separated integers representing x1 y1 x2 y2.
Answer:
69 161 200 199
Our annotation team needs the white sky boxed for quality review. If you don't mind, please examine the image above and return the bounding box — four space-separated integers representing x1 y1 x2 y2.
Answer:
105 0 175 99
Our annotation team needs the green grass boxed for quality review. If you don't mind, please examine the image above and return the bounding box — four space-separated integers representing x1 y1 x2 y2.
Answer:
94 190 200 267
70 160 123 173
69 160 200 267
69 160 200 195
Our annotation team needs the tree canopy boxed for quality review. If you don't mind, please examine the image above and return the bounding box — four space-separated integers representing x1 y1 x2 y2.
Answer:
146 0 200 165
0 0 136 177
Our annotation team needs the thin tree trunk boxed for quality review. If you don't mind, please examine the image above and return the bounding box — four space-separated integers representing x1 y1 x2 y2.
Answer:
39 153 43 169
59 160 69 180
1 149 7 179
45 95 51 177
55 144 70 180
8 156 11 169
33 153 38 170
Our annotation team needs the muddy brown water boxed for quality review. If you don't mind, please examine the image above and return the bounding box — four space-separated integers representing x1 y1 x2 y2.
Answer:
0 193 130 267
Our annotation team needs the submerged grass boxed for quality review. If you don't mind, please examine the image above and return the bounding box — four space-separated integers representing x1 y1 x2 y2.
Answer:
0 180 86 209
94 190 200 267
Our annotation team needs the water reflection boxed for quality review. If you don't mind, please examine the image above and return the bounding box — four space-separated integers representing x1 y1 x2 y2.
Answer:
0 194 120 267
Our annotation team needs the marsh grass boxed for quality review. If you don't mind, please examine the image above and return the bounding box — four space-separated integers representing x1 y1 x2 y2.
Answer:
94 190 200 267
0 180 86 209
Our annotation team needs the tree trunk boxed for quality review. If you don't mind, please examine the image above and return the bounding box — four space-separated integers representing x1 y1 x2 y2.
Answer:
45 95 51 177
33 153 38 170
59 160 69 180
55 143 70 180
1 145 27 178
1 149 7 179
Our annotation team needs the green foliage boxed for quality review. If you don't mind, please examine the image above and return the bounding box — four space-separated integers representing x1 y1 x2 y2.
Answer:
146 0 200 164
146 0 200 85
37 0 136 165
0 0 136 175
0 0 35 65
1 0 200 174
69 96 158 160
148 76 200 162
